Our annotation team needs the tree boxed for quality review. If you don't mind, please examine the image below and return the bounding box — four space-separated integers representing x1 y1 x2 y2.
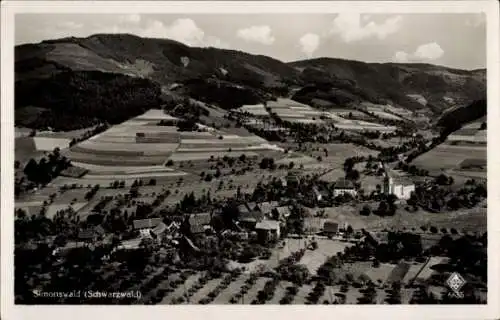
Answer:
346 169 360 181
435 174 449 186
360 205 371 216
377 201 388 216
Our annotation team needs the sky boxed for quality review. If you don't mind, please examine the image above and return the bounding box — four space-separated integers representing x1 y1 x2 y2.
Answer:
15 13 486 70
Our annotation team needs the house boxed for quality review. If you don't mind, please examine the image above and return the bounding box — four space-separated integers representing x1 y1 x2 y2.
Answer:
133 218 162 230
303 217 324 234
188 212 212 235
255 220 281 243
272 206 291 220
383 171 415 200
237 210 265 229
53 241 87 256
246 202 258 212
115 238 143 251
323 221 339 236
279 177 288 187
77 225 106 242
152 222 167 237
397 150 416 163
286 173 300 187
312 186 323 202
133 218 162 239
238 204 250 215
333 178 357 198
363 230 389 247
256 201 279 216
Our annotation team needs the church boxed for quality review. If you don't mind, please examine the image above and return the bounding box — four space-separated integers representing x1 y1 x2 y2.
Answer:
382 167 415 200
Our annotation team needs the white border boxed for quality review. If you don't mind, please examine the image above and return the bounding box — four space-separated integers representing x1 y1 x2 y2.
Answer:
1 1 499 320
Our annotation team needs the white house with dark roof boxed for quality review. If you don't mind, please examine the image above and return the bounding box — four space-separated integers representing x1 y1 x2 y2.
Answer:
333 178 357 197
255 219 281 242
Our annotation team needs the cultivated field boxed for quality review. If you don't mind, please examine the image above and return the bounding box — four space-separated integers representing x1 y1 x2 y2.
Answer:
411 144 486 175
300 143 379 168
318 204 486 233
58 109 285 182
236 104 269 116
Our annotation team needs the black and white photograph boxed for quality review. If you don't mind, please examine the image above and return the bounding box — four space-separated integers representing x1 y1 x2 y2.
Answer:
1 1 499 319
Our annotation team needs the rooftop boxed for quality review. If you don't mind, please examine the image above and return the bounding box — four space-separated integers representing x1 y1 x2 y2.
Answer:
238 204 250 214
246 202 257 211
257 201 279 214
118 238 142 250
77 225 106 240
238 210 264 223
133 218 162 230
188 213 211 226
304 217 324 231
255 219 280 230
275 206 291 218
152 222 167 235
334 178 355 189
323 221 339 233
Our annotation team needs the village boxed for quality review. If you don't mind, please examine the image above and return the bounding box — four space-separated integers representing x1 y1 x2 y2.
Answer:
14 97 487 305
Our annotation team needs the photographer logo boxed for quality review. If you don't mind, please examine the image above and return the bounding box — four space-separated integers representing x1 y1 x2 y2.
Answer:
446 272 466 298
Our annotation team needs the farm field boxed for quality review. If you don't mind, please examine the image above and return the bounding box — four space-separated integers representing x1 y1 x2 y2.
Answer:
144 262 430 305
267 98 323 122
15 137 44 164
262 98 397 133
15 127 32 138
414 257 450 282
335 120 397 133
292 284 314 304
58 109 285 181
363 262 399 283
310 143 379 166
447 127 487 144
15 201 87 219
318 204 487 233
374 137 412 148
411 143 486 174
370 110 402 120
236 104 269 116
296 239 354 274
211 275 248 304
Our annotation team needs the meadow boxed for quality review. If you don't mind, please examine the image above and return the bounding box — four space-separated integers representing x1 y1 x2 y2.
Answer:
319 204 486 233
411 144 486 176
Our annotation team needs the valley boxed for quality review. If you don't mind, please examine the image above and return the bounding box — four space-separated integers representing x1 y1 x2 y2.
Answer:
13 33 487 306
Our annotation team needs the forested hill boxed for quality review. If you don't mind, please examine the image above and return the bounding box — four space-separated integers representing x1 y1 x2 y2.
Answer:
15 71 162 130
15 33 487 130
436 99 487 136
